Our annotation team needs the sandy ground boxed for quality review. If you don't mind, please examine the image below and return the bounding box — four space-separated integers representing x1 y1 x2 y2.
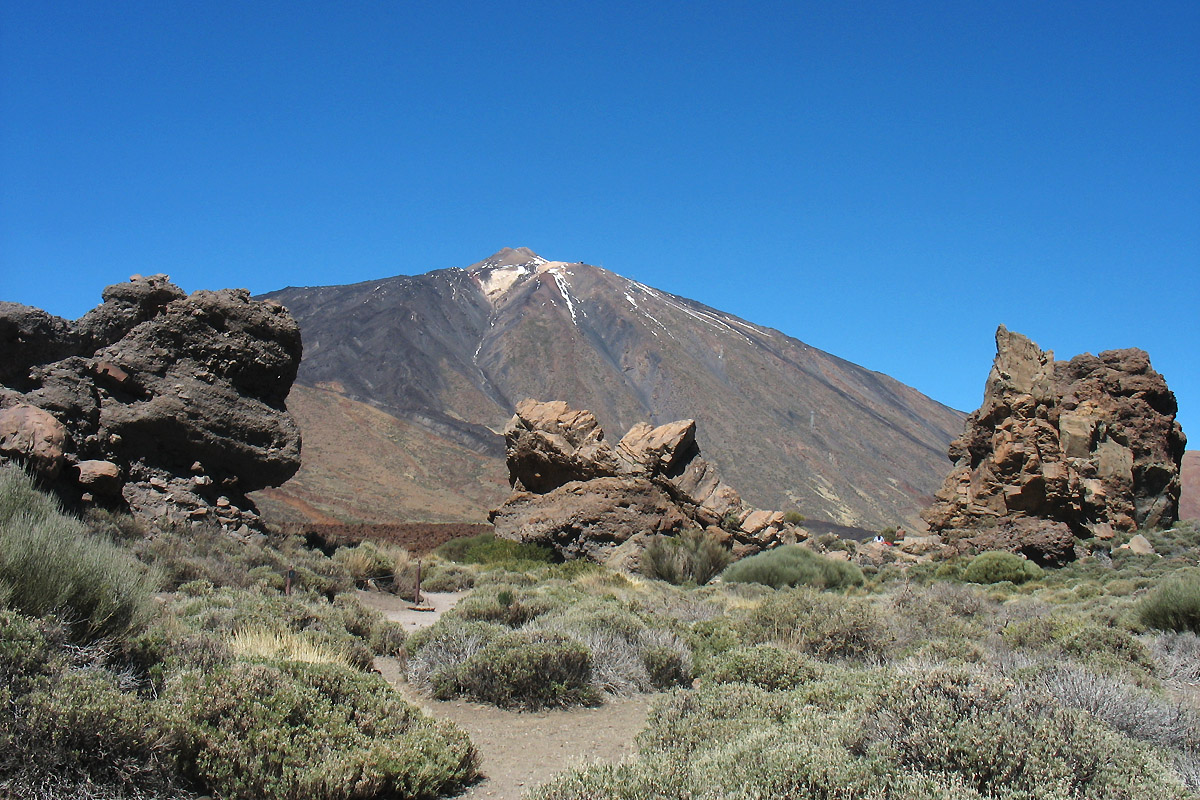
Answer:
362 589 652 800
355 588 467 631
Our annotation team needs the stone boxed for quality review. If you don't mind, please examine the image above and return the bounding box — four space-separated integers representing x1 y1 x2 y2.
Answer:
75 460 121 495
492 399 787 566
923 326 1186 562
1120 534 1157 556
0 404 67 479
0 276 303 532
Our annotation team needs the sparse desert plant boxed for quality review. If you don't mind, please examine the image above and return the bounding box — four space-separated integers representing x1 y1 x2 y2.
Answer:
1140 570 1200 634
0 466 156 641
333 540 397 586
962 550 1044 584
1039 663 1200 751
783 510 806 526
173 660 478 800
405 618 505 691
640 528 733 586
1147 631 1200 683
420 558 477 592
741 587 892 661
706 644 820 690
438 630 600 709
721 545 864 591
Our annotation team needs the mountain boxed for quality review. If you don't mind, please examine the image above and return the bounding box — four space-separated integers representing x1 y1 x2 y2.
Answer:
253 247 965 531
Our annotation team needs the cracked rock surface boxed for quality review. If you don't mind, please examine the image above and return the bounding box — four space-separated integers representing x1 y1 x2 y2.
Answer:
0 274 301 534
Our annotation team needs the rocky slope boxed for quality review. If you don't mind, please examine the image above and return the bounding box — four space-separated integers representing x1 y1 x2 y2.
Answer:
1182 451 1200 521
260 248 965 530
0 274 301 533
923 326 1186 563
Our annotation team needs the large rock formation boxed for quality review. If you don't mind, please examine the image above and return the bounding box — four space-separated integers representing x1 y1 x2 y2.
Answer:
0 274 302 534
923 326 1186 563
490 399 791 568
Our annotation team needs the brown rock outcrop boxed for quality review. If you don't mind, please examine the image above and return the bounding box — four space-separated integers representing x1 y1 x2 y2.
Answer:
0 274 302 533
491 399 794 568
923 326 1186 564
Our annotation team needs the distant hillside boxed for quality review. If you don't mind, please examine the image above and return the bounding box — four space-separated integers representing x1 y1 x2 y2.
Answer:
256 248 966 530
1182 451 1199 521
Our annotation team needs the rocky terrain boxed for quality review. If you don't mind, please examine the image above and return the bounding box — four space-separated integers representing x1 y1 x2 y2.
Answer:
0 274 301 533
923 325 1186 563
491 399 793 568
259 247 964 531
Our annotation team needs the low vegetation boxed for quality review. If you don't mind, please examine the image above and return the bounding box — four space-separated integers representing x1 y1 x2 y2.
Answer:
640 527 733 585
0 463 477 800
4 459 1200 798
720 543 865 589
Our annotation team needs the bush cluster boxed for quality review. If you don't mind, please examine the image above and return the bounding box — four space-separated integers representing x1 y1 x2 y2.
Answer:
0 465 156 641
174 661 478 798
435 532 553 567
1140 570 1200 634
963 550 1044 584
0 466 477 800
640 528 733 585
721 545 864 590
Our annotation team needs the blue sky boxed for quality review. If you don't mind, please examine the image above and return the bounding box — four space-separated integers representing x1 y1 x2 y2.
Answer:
2 1 1197 440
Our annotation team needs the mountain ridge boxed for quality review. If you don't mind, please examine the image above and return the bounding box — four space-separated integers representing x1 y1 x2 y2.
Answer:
255 248 966 530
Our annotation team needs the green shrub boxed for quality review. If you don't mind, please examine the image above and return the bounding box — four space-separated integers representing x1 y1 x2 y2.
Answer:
168 586 379 670
420 559 477 592
642 644 691 690
453 586 561 627
741 588 891 662
640 528 733 585
854 666 1187 797
405 618 507 691
1140 570 1200 634
707 644 820 691
173 660 478 800
0 466 156 641
963 550 1044 585
137 525 351 597
721 545 864 590
435 532 553 567
438 630 600 709
6 668 183 797
333 541 396 584
783 510 806 526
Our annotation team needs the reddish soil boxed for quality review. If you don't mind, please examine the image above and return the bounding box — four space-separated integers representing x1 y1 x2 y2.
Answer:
282 521 492 555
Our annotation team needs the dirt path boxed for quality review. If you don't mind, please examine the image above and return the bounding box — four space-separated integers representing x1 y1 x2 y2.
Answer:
363 589 651 799
377 658 650 800
355 588 467 631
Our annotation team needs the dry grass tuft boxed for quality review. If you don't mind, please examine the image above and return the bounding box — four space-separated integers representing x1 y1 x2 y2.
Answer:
227 627 353 668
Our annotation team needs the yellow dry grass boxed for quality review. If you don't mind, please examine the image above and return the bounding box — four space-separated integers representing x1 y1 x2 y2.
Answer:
227 627 352 669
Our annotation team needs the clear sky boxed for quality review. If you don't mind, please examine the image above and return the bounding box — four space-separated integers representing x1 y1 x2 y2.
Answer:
2 2 1197 440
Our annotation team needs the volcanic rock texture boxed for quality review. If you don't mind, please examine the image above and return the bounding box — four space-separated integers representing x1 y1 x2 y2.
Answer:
260 248 964 530
0 275 301 533
923 326 1186 562
491 399 790 568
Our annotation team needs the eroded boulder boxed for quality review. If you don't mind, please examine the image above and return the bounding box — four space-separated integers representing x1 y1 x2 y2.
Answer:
923 326 1186 564
492 399 797 567
0 274 302 533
